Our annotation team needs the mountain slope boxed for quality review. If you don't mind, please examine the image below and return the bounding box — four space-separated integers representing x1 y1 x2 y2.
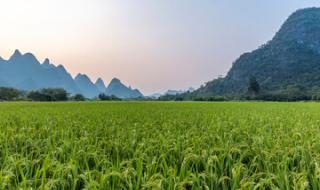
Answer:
74 74 100 98
95 78 107 92
194 8 320 96
105 78 143 99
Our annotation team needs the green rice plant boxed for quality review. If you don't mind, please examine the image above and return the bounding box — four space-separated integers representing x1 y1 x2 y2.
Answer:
1 101 320 189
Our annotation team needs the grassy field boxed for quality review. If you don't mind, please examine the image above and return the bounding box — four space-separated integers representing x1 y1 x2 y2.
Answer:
0 102 320 189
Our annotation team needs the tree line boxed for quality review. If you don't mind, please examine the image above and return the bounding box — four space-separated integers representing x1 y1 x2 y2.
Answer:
159 77 320 102
2 78 319 102
0 87 122 101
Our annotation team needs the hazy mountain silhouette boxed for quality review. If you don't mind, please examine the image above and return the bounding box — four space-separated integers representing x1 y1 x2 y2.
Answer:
149 87 195 99
0 50 81 94
165 88 195 96
0 50 144 99
193 8 320 96
95 78 107 92
74 74 100 98
105 78 143 99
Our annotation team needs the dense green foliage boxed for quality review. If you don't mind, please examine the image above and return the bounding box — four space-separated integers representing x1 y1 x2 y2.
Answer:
192 8 320 99
0 87 21 101
98 93 122 101
70 94 86 101
27 88 68 101
1 102 320 189
0 86 123 101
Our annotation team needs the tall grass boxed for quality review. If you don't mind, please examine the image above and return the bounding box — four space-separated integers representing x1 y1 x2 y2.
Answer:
0 102 319 189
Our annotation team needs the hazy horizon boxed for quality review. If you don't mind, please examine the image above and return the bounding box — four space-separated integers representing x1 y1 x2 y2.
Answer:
1 0 320 95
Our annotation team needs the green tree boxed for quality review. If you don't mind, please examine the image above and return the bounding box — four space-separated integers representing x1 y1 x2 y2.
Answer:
285 85 310 101
71 94 86 101
27 88 68 101
248 77 260 97
0 87 21 101
98 93 121 101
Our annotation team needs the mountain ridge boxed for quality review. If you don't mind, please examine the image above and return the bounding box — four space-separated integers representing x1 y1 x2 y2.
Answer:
95 78 107 92
0 50 144 99
105 78 143 99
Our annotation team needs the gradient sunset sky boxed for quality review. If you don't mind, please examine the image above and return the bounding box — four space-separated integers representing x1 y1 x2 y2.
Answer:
1 0 320 94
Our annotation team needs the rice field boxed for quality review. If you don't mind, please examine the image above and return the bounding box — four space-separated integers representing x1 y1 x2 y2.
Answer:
1 101 320 189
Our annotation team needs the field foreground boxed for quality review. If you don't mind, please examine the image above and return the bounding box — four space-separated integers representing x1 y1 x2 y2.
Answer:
1 102 320 189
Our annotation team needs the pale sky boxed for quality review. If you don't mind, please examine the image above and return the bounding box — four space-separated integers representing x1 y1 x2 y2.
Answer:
0 0 320 95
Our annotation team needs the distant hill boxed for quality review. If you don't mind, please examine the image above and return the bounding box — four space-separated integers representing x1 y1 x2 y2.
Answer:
147 88 195 99
147 93 163 99
165 88 195 96
0 50 81 94
95 78 107 92
74 74 100 98
0 50 144 99
193 8 320 97
105 78 143 99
